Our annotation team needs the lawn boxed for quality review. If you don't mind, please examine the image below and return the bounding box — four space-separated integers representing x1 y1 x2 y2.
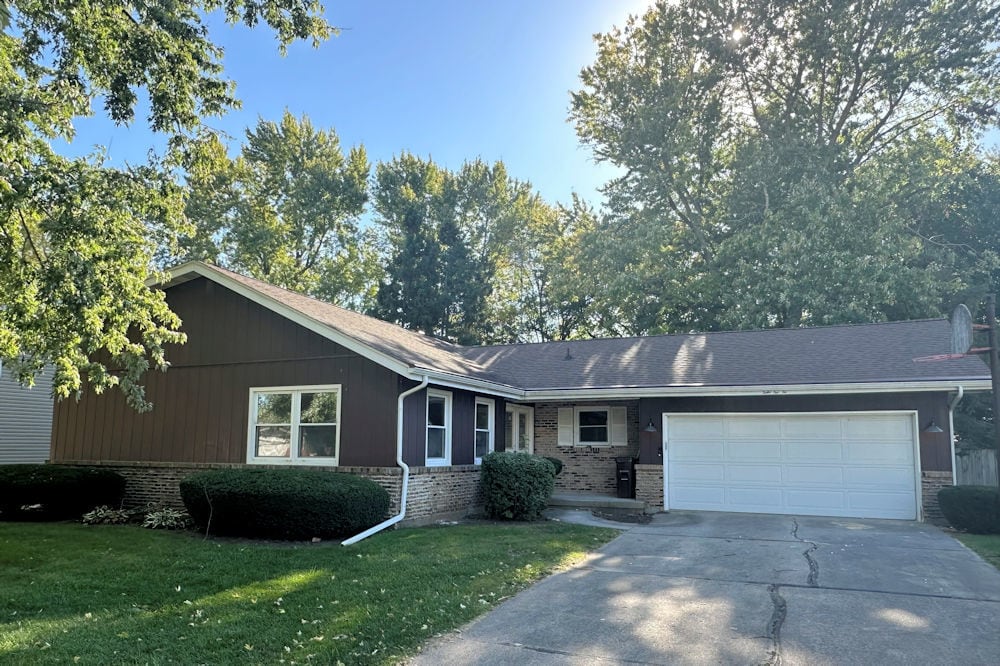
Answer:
0 521 616 665
956 533 1000 570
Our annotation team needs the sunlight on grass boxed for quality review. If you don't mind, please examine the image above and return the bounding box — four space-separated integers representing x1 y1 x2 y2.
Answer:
956 533 1000 570
0 522 616 664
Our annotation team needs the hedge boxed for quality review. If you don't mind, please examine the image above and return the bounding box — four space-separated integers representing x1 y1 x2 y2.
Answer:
0 465 126 521
542 456 564 476
481 452 555 521
938 485 1000 534
179 467 390 540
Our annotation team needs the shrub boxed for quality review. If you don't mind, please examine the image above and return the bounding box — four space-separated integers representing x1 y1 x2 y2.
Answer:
82 505 132 525
0 465 126 521
542 456 563 476
142 507 191 530
938 485 1000 534
481 452 555 521
179 467 390 540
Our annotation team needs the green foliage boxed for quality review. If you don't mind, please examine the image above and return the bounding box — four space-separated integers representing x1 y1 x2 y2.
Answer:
570 0 1000 334
2 1 331 409
542 456 564 476
141 507 191 530
81 505 132 525
173 112 377 308
179 467 390 540
480 452 556 521
0 464 125 521
938 486 1000 534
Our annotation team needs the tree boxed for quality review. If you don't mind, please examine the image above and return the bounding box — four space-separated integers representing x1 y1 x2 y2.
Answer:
1 1 331 409
173 112 376 308
571 0 1000 334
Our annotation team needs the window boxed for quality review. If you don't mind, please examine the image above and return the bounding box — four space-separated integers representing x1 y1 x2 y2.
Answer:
248 385 341 464
426 389 452 466
576 408 610 445
474 398 495 464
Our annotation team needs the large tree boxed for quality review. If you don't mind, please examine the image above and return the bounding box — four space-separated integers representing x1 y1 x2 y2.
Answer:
174 112 376 308
571 0 1000 334
1 1 331 409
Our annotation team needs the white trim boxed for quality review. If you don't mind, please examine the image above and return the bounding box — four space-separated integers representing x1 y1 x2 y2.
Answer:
426 388 452 466
506 404 535 454
574 406 611 446
525 380 993 401
474 397 495 464
661 410 922 521
246 384 342 465
411 370 522 399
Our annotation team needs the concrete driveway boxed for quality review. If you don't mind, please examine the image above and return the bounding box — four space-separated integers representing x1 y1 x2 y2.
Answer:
410 511 1000 665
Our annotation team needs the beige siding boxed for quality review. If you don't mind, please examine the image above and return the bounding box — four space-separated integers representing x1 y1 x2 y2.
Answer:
0 366 54 464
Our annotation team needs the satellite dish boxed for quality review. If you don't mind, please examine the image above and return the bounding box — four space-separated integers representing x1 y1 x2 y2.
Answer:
951 304 973 355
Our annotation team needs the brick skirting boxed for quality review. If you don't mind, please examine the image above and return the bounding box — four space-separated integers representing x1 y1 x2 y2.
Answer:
921 470 953 525
635 464 664 511
57 460 482 526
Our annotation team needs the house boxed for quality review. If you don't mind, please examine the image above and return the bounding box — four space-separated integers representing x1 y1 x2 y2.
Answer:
50 261 990 523
1 363 54 465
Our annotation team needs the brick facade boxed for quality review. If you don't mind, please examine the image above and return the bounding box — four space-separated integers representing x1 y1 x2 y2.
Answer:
921 470 953 525
533 401 640 496
59 461 481 527
635 464 664 511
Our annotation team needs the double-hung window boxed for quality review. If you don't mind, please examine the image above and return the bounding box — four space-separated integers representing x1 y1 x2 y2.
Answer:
426 389 452 466
248 385 341 464
558 405 627 447
576 407 610 445
474 397 495 464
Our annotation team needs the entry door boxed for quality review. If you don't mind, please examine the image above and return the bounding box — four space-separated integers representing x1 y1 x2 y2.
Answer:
506 405 534 454
664 412 919 520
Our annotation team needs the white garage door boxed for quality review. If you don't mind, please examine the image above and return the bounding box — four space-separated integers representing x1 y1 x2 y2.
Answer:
665 413 919 520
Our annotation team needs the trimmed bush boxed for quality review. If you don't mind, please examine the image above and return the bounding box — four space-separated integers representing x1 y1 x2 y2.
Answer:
542 456 564 476
481 452 555 521
179 467 390 540
0 465 125 521
938 485 1000 534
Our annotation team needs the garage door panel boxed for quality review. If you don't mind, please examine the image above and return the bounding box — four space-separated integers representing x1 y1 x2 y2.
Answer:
725 440 782 460
666 413 918 520
782 465 845 485
783 440 844 461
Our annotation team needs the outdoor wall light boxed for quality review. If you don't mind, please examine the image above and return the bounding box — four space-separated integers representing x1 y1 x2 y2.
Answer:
644 419 658 433
923 419 945 433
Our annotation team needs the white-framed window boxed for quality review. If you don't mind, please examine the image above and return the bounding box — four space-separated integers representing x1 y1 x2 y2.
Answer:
426 389 452 466
558 405 627 447
247 384 341 464
474 397 495 464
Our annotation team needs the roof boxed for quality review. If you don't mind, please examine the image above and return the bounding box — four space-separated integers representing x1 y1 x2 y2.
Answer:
160 262 990 397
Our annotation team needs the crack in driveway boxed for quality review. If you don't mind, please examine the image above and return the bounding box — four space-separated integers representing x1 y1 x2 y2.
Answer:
791 518 820 587
764 584 787 665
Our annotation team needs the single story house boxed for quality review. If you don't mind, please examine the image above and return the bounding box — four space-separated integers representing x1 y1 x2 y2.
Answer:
50 261 990 523
1 363 54 465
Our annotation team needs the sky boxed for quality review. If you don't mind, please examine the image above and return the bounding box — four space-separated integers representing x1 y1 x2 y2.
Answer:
60 0 653 207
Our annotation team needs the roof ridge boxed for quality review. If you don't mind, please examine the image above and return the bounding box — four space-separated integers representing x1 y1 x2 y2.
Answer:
462 317 950 351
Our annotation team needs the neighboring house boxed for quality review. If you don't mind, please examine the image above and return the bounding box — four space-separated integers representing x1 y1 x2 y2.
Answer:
50 262 990 523
1 363 55 464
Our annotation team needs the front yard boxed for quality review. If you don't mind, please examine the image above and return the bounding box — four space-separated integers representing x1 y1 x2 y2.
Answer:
956 533 1000 570
0 521 616 664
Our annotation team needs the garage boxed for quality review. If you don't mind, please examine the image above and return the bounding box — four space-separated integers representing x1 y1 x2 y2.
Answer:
664 412 920 520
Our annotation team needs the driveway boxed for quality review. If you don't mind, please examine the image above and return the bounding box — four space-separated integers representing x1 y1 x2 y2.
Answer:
410 511 1000 665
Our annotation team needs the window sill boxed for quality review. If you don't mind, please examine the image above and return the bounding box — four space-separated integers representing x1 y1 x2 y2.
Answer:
247 458 339 466
425 459 452 467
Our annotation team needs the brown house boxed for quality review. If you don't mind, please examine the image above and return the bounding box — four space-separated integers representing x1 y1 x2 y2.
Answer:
51 262 990 524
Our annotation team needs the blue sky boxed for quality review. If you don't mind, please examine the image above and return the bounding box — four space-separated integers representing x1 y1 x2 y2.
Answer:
62 1 652 206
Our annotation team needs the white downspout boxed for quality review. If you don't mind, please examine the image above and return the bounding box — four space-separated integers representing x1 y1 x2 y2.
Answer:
342 375 429 545
948 385 964 487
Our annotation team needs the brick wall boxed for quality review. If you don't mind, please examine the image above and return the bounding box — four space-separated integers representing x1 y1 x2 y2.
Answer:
58 461 481 526
635 464 664 510
533 401 640 496
921 470 953 525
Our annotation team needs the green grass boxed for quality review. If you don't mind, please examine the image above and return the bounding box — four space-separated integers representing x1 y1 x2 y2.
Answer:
956 533 1000 570
0 521 616 665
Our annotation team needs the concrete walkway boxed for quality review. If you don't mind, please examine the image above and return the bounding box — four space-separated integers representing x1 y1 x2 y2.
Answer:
410 511 1000 665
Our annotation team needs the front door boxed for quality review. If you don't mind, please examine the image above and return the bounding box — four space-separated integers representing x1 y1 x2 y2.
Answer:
505 405 534 454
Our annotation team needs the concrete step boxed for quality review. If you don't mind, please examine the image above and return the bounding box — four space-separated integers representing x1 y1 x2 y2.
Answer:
548 493 646 510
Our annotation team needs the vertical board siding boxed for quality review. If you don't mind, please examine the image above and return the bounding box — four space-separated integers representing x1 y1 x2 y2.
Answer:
0 366 55 464
400 382 505 467
51 277 399 467
637 392 954 471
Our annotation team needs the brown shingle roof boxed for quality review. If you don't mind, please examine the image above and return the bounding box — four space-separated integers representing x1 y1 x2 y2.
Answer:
176 263 989 392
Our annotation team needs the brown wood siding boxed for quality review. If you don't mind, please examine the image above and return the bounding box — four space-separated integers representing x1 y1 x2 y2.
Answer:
400 382 506 466
51 277 399 467
637 392 954 471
